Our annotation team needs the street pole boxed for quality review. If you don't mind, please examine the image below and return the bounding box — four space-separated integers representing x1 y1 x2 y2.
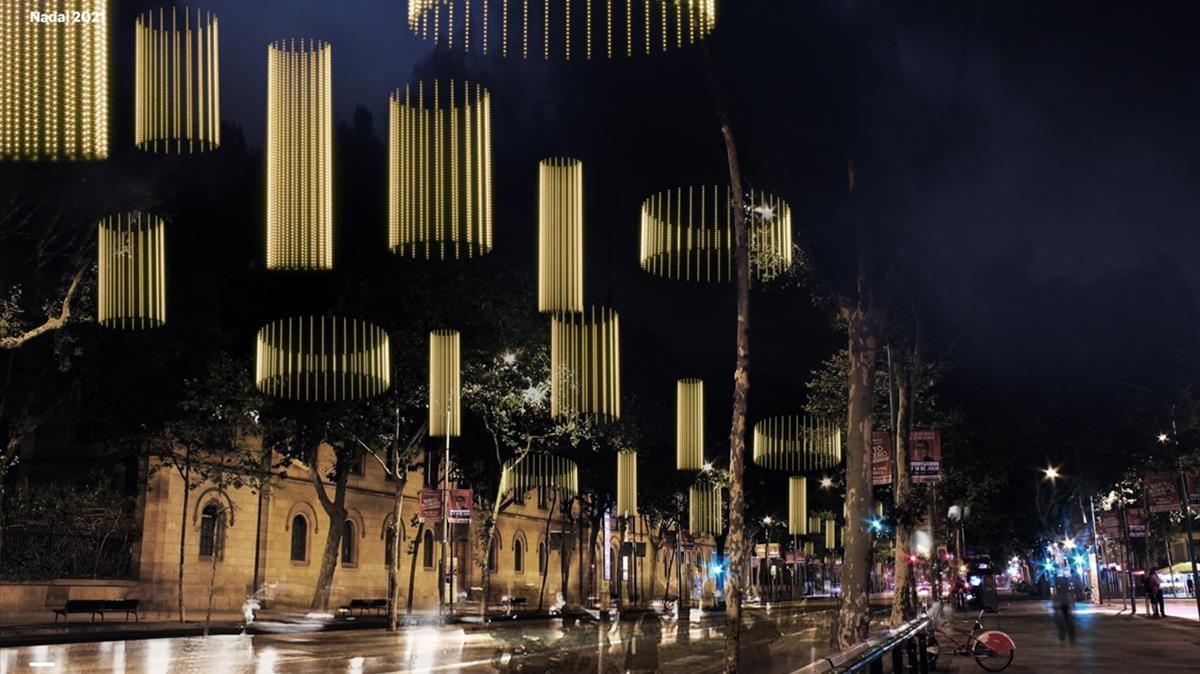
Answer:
1121 500 1135 614
441 405 452 617
1087 495 1102 604
1176 462 1200 620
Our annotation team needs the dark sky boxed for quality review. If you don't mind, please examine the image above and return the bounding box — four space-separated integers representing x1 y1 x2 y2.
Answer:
122 0 1200 466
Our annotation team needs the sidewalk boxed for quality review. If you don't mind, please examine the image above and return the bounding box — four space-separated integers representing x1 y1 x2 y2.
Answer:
932 598 1200 672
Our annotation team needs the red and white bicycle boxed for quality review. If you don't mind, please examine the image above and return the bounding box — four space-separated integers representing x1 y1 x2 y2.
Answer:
925 608 1015 671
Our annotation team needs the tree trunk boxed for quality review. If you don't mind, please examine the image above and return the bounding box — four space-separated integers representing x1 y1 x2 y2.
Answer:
407 520 424 614
837 305 878 648
717 96 750 674
890 365 914 626
309 459 349 612
537 492 558 612
177 459 191 623
388 472 408 631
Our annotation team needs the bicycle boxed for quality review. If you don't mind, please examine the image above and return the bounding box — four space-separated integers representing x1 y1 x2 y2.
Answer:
925 607 1015 671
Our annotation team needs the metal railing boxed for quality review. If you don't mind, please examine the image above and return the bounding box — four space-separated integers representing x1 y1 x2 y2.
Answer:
795 614 932 674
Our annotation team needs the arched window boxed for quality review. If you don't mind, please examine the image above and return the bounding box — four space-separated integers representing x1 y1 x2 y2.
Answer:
514 538 524 573
290 514 308 562
423 530 435 568
538 541 548 574
341 519 356 566
609 546 618 585
198 502 225 560
488 540 498 572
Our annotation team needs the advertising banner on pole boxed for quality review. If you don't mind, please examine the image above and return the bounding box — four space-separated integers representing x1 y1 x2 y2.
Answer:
1186 472 1200 507
1145 472 1181 513
871 431 893 486
448 488 473 523
1125 507 1148 537
910 429 942 484
1098 511 1122 538
419 488 442 522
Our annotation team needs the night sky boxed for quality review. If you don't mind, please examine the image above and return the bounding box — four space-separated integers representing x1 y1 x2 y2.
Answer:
88 1 1200 506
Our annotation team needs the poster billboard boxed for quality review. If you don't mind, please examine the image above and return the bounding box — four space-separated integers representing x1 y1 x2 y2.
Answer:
448 488 473 523
909 429 942 484
1186 472 1200 507
1125 507 1148 537
1145 472 1180 513
1098 511 1122 538
871 432 893 486
419 489 441 522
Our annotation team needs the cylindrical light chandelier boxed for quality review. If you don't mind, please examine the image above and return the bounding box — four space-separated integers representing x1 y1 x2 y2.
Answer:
824 519 839 552
255 316 390 401
429 329 461 438
499 453 579 500
788 476 807 536
406 0 718 60
389 81 493 260
752 415 842 472
134 7 220 154
550 305 620 420
538 157 583 313
1 0 109 160
640 186 793 283
616 449 638 518
689 484 723 536
266 39 332 270
97 212 166 329
676 378 704 470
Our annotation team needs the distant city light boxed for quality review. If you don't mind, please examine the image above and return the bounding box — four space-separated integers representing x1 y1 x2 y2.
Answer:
820 476 833 489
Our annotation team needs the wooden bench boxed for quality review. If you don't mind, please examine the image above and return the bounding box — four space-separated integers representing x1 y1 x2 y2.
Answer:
53 599 140 624
339 598 389 616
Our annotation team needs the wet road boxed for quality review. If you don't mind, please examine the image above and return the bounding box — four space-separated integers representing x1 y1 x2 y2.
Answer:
0 604 852 674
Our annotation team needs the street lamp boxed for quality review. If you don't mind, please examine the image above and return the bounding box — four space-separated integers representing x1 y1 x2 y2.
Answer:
820 476 833 489
1043 466 1060 482
1062 537 1076 550
1157 433 1169 444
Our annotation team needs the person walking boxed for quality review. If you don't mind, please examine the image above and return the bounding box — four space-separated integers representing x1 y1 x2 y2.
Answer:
1150 570 1166 618
1052 574 1076 643
1188 575 1194 598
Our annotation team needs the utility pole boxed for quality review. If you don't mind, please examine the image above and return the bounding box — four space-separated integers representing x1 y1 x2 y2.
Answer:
1171 418 1200 621
441 405 453 618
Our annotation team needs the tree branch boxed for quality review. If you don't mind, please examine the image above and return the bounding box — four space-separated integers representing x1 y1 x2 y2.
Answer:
0 266 85 350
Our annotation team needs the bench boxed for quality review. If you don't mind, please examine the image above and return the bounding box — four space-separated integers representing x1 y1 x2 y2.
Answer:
53 599 140 624
339 598 389 616
500 596 527 614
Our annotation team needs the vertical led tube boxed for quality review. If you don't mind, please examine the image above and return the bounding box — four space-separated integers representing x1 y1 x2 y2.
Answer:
676 378 704 470
550 306 620 420
788 476 807 536
537 157 584 313
134 7 220 153
616 449 638 518
429 329 462 438
97 212 166 330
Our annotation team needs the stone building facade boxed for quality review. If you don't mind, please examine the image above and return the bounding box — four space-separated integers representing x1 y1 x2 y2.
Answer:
132 443 720 614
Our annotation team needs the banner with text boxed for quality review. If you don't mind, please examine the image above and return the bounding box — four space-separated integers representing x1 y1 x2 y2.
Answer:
448 488 473 523
1145 472 1181 513
419 489 442 522
910 429 943 484
1125 507 1148 537
872 432 893 486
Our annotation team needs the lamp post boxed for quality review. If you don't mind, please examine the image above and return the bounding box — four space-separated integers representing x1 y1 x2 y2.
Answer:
1159 428 1200 621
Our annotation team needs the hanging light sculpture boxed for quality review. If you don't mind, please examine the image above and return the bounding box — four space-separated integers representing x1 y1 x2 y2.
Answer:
499 453 579 500
266 39 332 270
676 378 704 470
97 212 166 329
616 449 638 517
389 80 493 260
406 0 717 60
255 316 390 401
538 156 583 313
1 0 109 160
639 186 793 283
134 6 220 154
429 329 461 438
689 484 723 536
788 476 807 536
824 518 839 552
752 415 842 472
550 305 620 420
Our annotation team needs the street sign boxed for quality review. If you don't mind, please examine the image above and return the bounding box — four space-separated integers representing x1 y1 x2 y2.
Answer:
910 429 942 484
1126 507 1148 537
448 488 473 523
872 432 893 486
755 544 767 559
768 543 781 559
1145 472 1180 513
419 488 441 522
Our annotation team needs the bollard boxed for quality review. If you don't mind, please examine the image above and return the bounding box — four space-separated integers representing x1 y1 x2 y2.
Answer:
892 641 906 673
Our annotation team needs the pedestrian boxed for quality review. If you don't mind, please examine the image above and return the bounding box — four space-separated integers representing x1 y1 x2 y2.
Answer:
1150 570 1166 619
1188 575 1195 598
1052 575 1076 643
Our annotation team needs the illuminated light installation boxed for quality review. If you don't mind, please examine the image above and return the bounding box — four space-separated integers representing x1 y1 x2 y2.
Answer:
676 378 704 470
266 39 332 270
752 415 842 472
255 316 390 401
97 212 166 329
134 7 220 154
616 450 638 517
389 81 493 260
824 518 839 552
499 453 579 499
640 186 793 283
537 157 583 313
1 0 108 160
689 484 724 536
550 306 620 420
429 329 461 438
406 0 717 60
788 476 807 536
